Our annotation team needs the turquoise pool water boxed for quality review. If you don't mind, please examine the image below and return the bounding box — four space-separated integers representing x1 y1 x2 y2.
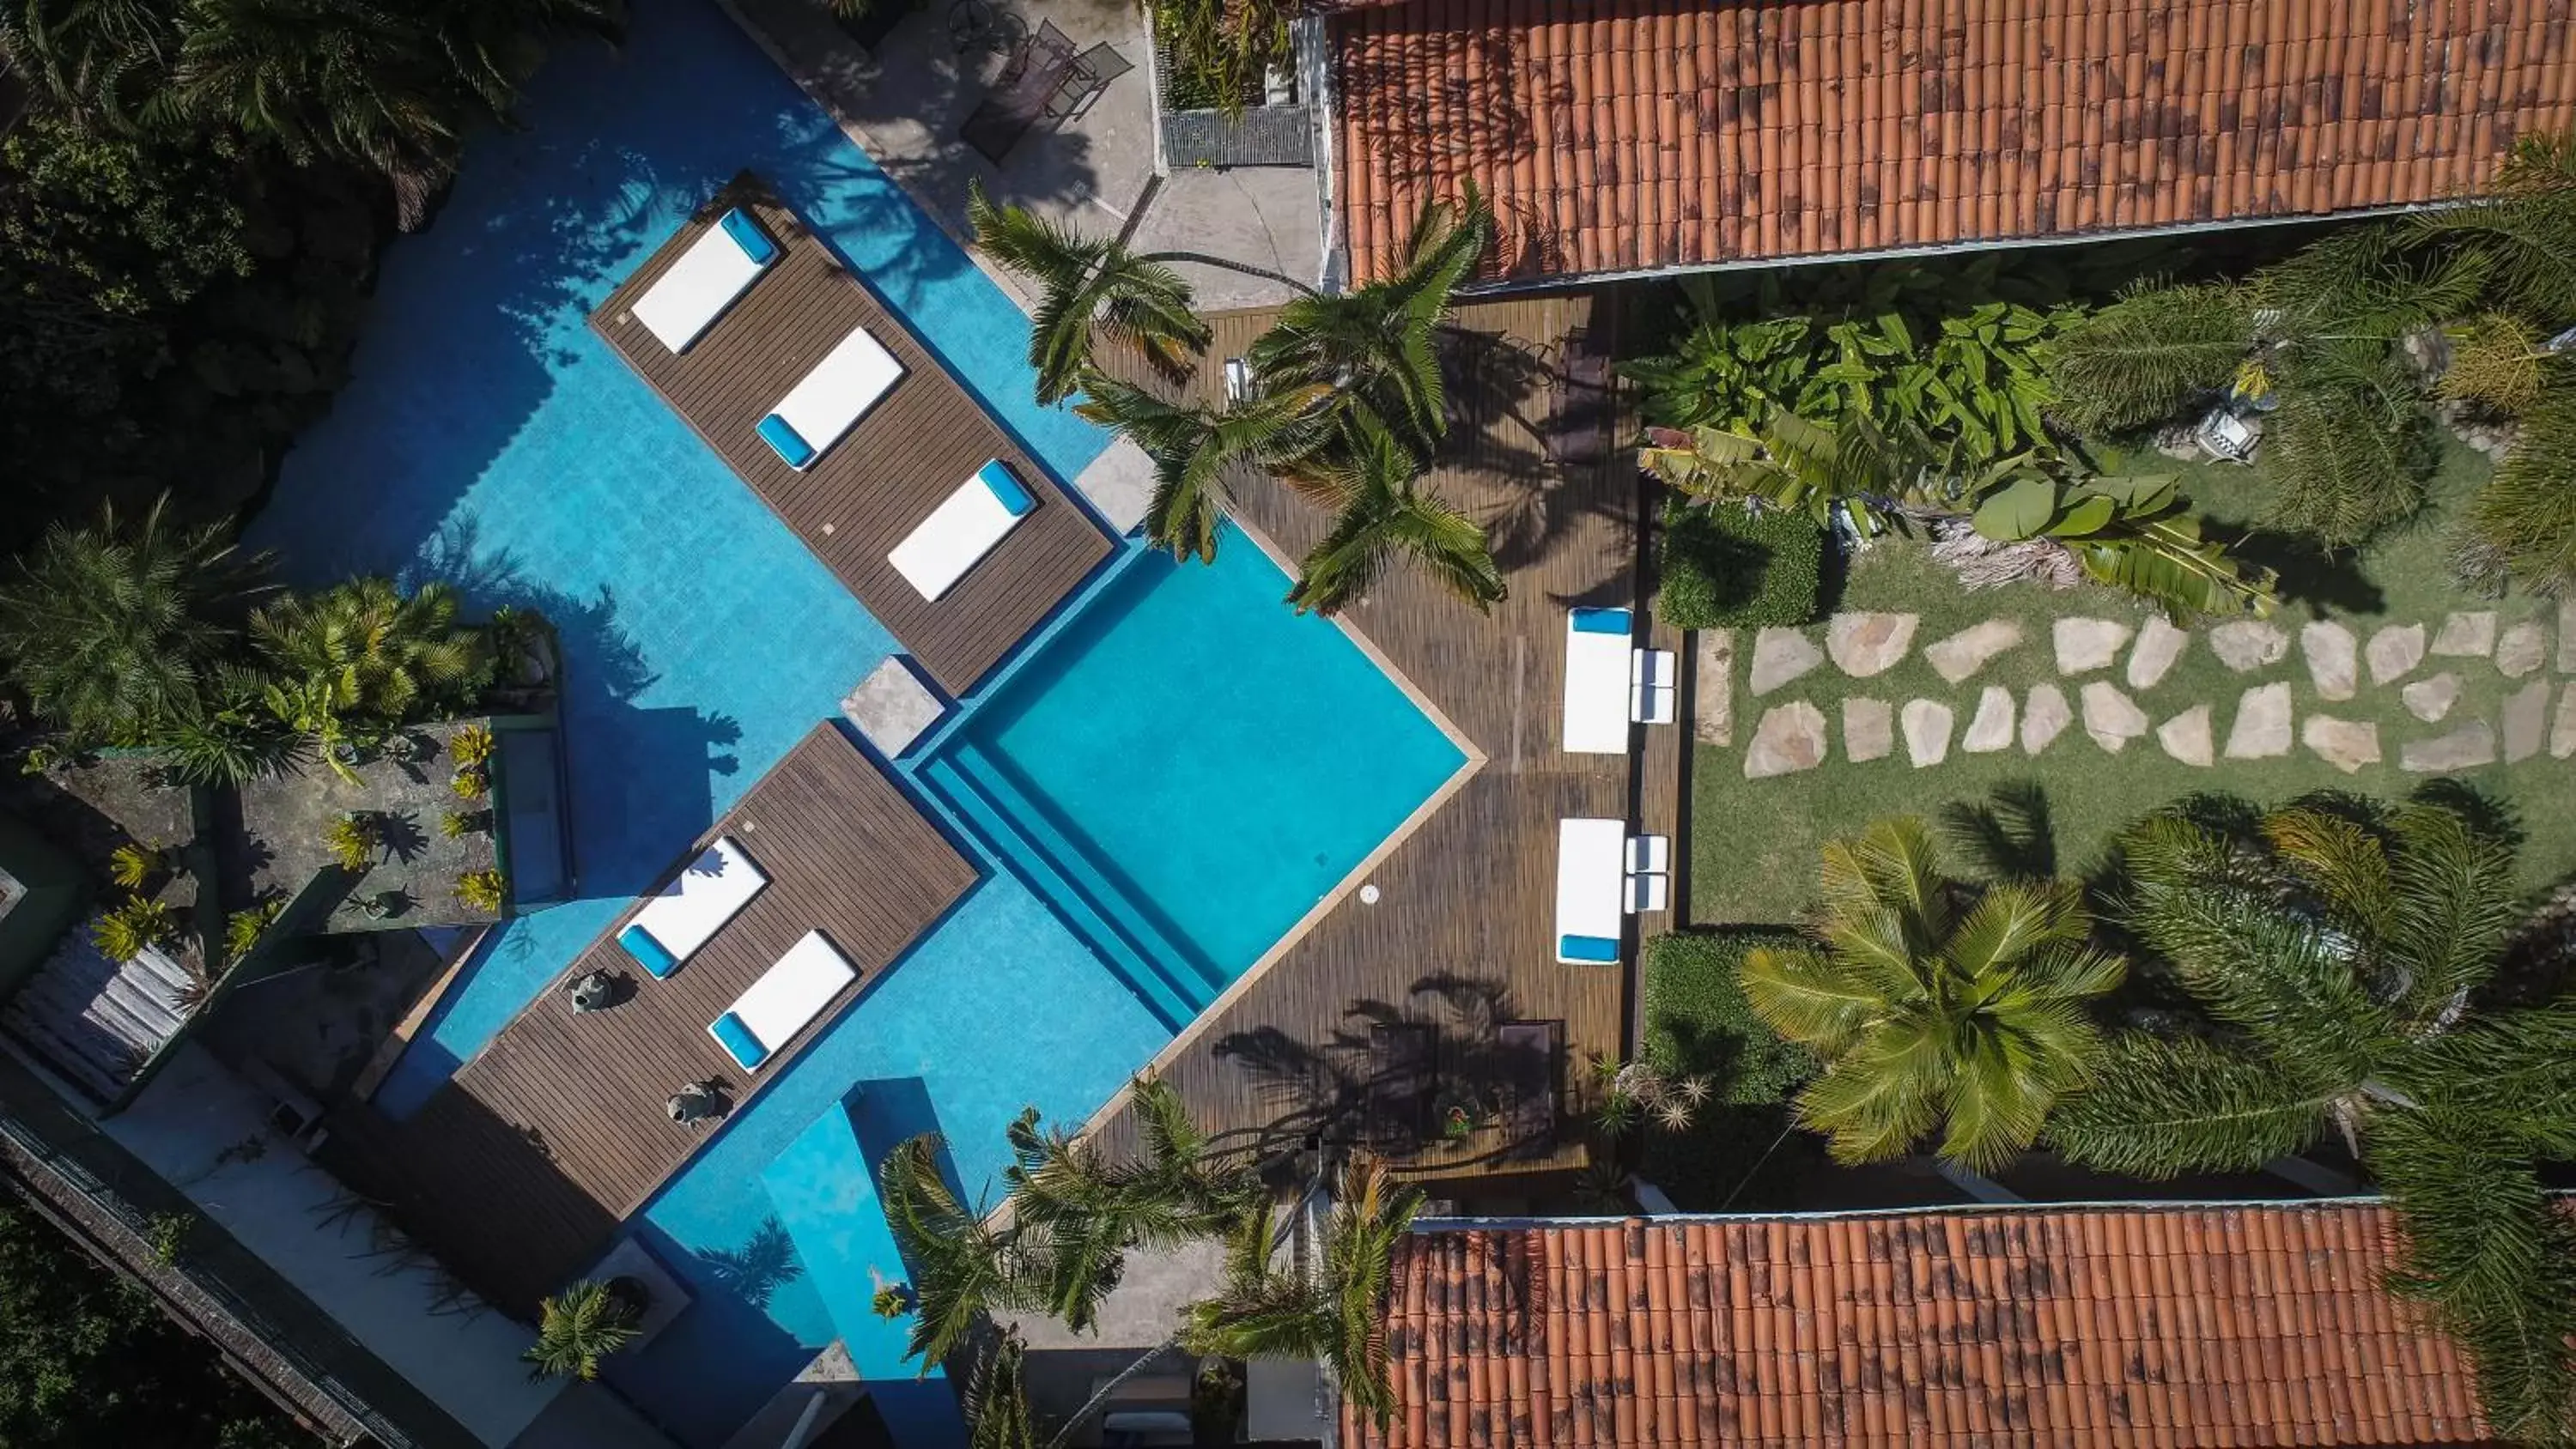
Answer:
925 532 1466 1025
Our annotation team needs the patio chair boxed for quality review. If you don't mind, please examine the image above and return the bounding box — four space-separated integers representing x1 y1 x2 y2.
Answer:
1051 42 1134 123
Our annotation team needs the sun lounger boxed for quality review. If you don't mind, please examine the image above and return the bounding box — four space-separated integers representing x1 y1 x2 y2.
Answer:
1561 608 1633 754
757 325 905 470
1497 1021 1559 1149
708 931 858 1071
1631 647 1676 724
632 209 780 353
887 459 1036 601
617 836 769 979
1556 818 1626 964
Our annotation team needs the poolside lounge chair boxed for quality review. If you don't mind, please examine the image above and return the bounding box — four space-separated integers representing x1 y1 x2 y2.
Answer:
632 208 780 353
1555 817 1626 964
887 459 1036 601
1561 608 1633 755
618 836 769 979
708 931 858 1071
756 325 905 470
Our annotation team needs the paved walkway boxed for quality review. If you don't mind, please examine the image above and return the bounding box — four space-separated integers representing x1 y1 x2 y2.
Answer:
1717 603 2576 779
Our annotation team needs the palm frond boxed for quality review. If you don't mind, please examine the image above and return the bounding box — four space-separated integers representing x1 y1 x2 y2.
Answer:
2040 280 2252 433
2046 1033 2335 1176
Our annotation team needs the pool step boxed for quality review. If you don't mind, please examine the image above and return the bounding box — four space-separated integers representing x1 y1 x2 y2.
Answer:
920 747 1212 1034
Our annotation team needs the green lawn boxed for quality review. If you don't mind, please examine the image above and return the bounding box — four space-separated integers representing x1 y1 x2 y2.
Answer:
1690 440 2573 924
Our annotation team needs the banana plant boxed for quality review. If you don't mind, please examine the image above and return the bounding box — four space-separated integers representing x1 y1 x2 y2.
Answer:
1639 409 1936 537
1962 464 2277 618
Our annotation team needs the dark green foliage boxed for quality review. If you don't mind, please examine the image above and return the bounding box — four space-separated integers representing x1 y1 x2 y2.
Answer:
1656 501 1823 630
2041 281 2251 433
1637 931 1822 1211
1621 257 2081 472
0 1201 307 1446
2464 374 2576 595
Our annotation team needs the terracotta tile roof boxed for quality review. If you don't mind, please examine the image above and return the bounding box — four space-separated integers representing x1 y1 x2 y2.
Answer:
1329 0 2576 284
1346 1203 2488 1448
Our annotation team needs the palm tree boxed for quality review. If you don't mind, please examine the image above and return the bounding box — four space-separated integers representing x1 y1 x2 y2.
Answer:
1245 188 1494 458
0 493 273 744
969 186 1314 404
2045 791 2576 1443
0 0 178 129
522 1278 642 1382
1176 1155 1421 1434
1072 371 1330 562
249 575 490 725
964 1328 1038 1449
1283 415 1503 617
1739 816 2124 1173
878 1134 1045 1370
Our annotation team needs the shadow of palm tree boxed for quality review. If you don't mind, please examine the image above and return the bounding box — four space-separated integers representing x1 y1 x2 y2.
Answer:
701 1215 805 1310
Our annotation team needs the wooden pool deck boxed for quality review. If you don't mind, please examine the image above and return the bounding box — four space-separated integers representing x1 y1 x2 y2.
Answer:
1085 291 1682 1186
591 176 1114 697
318 725 975 1312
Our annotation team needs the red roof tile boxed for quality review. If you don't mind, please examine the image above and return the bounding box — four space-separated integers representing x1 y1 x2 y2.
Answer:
1329 0 2576 284
1346 1203 2487 1448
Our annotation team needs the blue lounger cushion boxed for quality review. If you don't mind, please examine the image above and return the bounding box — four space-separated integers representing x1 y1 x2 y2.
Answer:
618 923 681 979
757 413 816 469
978 459 1036 517
712 1011 769 1070
1559 933 1620 963
718 208 779 265
1571 607 1632 635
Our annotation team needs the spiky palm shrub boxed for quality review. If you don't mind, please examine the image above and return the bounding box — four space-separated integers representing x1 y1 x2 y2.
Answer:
965 1329 1038 1449
0 494 271 744
879 1134 1048 1369
1072 371 1330 563
2047 791 2576 1443
2041 280 2255 434
1245 188 1494 459
2410 131 2576 320
2464 377 2576 596
1281 415 1503 616
250 576 490 728
521 1278 641 1382
91 895 178 963
1740 816 2123 1173
1176 1156 1420 1434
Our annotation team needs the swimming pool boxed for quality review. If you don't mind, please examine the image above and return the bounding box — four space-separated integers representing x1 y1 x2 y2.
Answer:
922 529 1467 1028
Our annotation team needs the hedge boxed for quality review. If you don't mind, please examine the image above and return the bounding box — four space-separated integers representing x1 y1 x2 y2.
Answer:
1637 929 1823 1211
1656 501 1826 630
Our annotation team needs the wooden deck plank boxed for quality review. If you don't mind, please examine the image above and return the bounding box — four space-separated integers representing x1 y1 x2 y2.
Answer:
318 725 977 1312
589 176 1115 697
1085 293 1669 1183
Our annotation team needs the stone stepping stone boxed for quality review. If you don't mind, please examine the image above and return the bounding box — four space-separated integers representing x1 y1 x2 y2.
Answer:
2080 682 2148 752
2054 617 2134 675
2402 672 2461 724
2504 681 2549 763
1744 701 1828 779
2495 621 2547 679
1843 698 1893 764
2302 715 2382 774
2561 601 2576 674
2402 721 2496 773
1694 629 1735 747
841 657 946 758
2020 683 2072 755
2126 615 2190 690
1749 627 1824 696
2223 682 2293 760
1925 620 2024 685
2208 621 2289 672
1902 700 1954 768
2300 621 2357 701
2554 683 2576 759
1827 612 1918 678
2366 623 2426 686
2431 610 2496 658
1962 686 2015 754
2156 705 2214 766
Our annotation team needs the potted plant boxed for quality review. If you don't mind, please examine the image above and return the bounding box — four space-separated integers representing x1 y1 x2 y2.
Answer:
523 1278 644 1382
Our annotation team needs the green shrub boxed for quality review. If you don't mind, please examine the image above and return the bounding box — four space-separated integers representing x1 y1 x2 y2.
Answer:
1657 502 1824 629
1637 930 1824 1211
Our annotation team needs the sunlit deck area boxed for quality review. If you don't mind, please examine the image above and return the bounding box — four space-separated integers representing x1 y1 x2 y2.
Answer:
320 725 975 1312
592 175 1115 696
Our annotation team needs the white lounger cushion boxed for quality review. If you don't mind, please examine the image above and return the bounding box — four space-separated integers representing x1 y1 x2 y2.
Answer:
633 210 777 352
1561 609 1632 754
763 326 904 470
712 931 857 1070
1555 818 1626 964
889 460 1036 601
623 836 769 975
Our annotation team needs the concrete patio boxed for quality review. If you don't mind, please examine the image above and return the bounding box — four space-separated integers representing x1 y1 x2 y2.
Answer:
719 0 1322 314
